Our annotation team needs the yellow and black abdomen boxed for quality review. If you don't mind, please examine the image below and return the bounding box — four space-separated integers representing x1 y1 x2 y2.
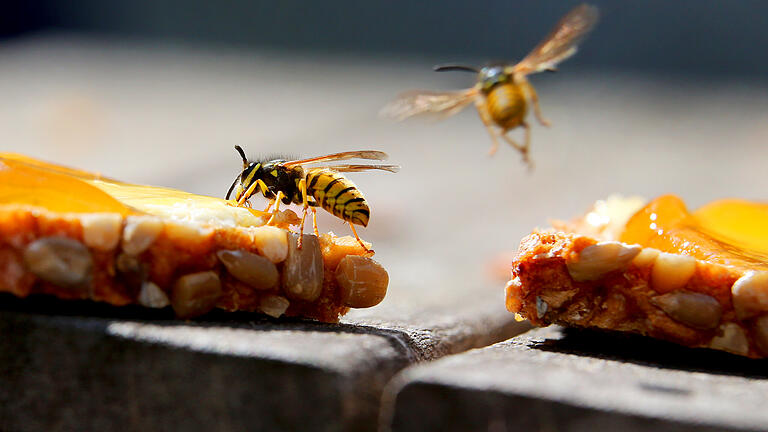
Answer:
486 84 527 130
306 168 370 226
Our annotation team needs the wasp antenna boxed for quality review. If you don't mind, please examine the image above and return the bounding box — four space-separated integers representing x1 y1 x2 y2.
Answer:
433 64 479 73
225 173 240 200
234 145 248 168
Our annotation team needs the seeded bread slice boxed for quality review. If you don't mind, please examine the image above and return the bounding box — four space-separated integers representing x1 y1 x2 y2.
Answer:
1 204 388 322
507 201 768 358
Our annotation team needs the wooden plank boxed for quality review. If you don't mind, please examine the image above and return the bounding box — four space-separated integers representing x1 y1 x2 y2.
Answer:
387 326 768 432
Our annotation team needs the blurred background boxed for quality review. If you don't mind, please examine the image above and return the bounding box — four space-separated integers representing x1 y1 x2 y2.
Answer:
1 1 767 312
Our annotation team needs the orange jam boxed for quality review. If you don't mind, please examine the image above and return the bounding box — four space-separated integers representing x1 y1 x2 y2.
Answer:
0 153 267 226
0 154 131 214
619 194 768 271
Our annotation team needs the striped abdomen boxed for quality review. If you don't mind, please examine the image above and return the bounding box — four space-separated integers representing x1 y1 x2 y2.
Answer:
486 84 527 130
306 168 370 226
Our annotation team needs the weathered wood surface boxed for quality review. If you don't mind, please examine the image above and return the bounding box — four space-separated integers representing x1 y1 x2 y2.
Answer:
387 327 768 432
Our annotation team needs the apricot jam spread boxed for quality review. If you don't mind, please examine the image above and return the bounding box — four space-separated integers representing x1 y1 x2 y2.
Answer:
0 153 267 227
619 194 768 271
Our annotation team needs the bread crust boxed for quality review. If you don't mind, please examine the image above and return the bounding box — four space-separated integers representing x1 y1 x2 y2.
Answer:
0 204 381 323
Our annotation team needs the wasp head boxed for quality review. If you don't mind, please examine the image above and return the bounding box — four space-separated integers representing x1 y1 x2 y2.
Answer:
227 160 261 202
227 145 266 202
478 64 511 93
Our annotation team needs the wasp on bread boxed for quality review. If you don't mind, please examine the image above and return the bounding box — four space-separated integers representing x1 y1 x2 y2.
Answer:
227 145 399 251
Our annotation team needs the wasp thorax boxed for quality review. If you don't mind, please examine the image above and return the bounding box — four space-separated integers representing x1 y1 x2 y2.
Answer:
479 65 510 93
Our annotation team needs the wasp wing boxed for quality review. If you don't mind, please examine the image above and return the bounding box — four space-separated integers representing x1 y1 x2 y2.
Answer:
315 164 400 173
380 88 479 121
282 151 388 167
511 4 598 76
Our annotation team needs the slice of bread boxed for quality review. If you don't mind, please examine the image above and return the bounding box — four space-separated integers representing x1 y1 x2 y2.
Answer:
0 154 388 322
507 196 768 358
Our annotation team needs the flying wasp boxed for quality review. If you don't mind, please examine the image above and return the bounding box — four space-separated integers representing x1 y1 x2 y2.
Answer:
226 145 399 251
382 4 598 167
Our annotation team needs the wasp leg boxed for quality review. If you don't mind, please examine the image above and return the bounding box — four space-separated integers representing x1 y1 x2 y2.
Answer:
266 191 284 225
521 79 551 127
236 182 259 207
296 178 309 249
231 199 253 209
263 200 274 213
499 130 525 151
501 124 534 169
474 99 503 156
297 207 308 249
348 222 372 253
237 179 269 207
311 207 319 236
522 121 535 171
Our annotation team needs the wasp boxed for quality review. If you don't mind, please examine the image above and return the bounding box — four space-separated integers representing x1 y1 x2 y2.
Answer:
382 4 598 167
226 145 399 251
